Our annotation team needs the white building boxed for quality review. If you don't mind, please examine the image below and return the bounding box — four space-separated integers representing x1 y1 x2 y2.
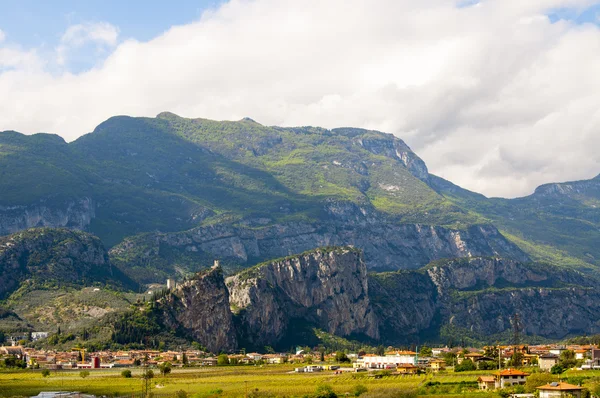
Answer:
355 351 416 369
496 369 529 389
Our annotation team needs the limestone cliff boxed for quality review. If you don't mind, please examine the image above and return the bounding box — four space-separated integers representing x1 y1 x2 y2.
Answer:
370 257 600 342
110 216 529 284
161 265 237 352
0 197 95 236
226 247 378 347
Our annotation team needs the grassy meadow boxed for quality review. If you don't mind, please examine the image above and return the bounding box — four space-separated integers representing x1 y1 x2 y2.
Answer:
0 365 500 398
3 365 599 397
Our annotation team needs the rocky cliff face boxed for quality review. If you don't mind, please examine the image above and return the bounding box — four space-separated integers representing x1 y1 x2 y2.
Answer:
161 265 237 352
110 216 529 284
0 227 121 299
226 248 378 347
370 257 600 342
0 197 95 236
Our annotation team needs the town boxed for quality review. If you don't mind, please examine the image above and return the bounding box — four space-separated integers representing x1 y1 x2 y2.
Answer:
3 340 600 397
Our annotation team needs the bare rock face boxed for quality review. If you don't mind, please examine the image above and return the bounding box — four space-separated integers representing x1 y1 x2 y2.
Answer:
226 247 379 347
161 265 237 352
0 197 95 236
110 217 529 284
370 256 600 342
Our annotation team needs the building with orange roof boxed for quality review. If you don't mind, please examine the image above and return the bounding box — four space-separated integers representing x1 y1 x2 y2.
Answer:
495 368 529 388
537 382 583 398
477 376 496 390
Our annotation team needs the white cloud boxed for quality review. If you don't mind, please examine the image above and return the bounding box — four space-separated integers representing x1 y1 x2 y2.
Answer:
1 0 600 198
56 22 119 66
0 29 5 43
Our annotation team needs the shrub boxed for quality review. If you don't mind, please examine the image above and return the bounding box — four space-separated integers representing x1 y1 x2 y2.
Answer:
315 384 337 398
121 369 132 378
353 384 368 396
79 370 90 378
41 369 51 377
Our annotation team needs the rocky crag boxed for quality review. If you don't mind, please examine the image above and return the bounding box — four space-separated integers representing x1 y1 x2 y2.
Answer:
0 198 95 237
370 257 600 343
226 247 378 347
110 215 529 284
161 264 238 352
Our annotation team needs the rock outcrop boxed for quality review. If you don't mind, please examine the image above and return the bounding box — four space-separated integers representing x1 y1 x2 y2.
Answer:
161 265 237 352
370 257 600 342
0 197 95 236
226 247 378 347
110 218 529 284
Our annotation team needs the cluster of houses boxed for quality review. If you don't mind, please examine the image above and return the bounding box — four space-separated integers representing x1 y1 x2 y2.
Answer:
2 341 600 377
0 346 292 369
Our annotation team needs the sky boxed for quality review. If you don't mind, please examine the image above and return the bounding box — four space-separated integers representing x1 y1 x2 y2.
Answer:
1 0 600 198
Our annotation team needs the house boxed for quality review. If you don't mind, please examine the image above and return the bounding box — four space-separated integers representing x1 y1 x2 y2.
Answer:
537 382 583 398
263 354 286 364
478 376 496 390
201 357 218 366
246 353 263 361
574 349 587 360
396 363 419 374
429 359 446 372
495 369 528 388
539 353 559 371
549 347 566 356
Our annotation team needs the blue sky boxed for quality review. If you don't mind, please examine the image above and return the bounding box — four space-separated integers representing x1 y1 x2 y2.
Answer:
0 0 223 45
0 0 223 71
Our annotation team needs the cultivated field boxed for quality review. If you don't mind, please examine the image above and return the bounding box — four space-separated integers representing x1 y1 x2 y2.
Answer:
1 366 597 398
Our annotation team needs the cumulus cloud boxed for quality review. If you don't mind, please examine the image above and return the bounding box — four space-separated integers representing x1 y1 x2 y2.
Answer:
56 22 119 66
1 0 600 198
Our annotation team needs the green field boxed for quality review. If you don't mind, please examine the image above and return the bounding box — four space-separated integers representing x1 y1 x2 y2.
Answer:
2 365 599 397
0 365 510 398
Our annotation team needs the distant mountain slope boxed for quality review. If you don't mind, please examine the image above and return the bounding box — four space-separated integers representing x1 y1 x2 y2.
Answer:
431 174 600 270
1 113 599 276
0 114 484 247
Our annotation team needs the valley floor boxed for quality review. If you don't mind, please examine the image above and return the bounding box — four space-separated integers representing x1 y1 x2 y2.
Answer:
2 365 597 398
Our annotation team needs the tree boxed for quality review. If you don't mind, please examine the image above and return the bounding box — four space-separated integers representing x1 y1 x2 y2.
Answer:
335 352 350 363
376 345 385 356
551 364 565 375
352 384 368 397
559 350 577 369
320 350 325 362
217 354 229 366
142 369 154 379
420 346 433 357
525 373 556 393
79 370 90 378
121 369 132 378
41 369 51 377
264 346 275 354
315 384 337 398
478 361 497 370
443 352 457 366
182 352 189 366
158 362 172 377
454 359 476 372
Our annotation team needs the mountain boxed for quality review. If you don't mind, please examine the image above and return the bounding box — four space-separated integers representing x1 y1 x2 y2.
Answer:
0 228 135 300
142 249 600 350
431 174 600 271
2 113 600 348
